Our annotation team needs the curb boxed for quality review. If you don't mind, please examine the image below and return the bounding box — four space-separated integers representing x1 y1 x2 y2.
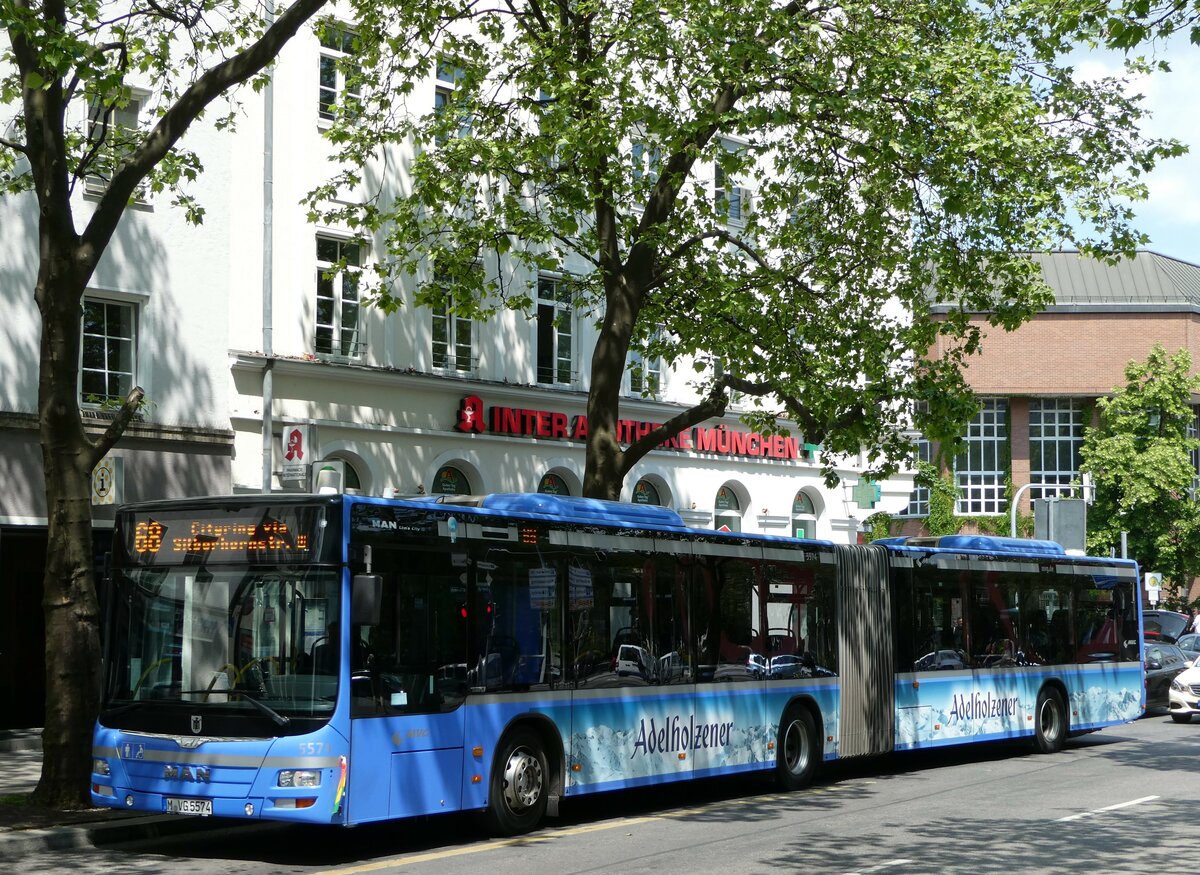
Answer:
0 813 285 861
0 730 43 753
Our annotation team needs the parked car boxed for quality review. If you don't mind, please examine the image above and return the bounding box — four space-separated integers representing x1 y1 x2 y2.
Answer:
1172 632 1200 664
1145 642 1191 712
1168 656 1200 723
1144 610 1190 644
614 644 656 682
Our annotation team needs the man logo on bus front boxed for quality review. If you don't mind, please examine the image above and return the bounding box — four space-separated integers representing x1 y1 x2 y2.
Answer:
190 715 202 734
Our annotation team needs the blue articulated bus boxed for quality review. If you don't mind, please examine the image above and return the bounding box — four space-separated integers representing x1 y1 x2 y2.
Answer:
91 492 1145 834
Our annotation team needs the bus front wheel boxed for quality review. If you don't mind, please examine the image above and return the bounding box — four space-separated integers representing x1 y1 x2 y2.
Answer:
776 705 818 790
1032 688 1067 754
484 728 548 836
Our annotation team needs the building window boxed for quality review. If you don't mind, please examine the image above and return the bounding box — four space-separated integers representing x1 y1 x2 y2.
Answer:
433 465 471 495
1029 398 1084 501
954 398 1008 515
538 472 570 495
318 23 360 122
631 141 661 204
315 236 363 358
714 140 751 225
632 479 661 506
85 94 146 198
81 299 135 404
536 275 574 385
714 485 742 532
792 491 816 539
431 274 474 373
628 339 662 398
434 59 469 143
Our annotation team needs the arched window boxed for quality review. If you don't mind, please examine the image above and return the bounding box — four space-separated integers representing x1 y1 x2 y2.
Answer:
538 472 570 495
713 485 741 532
433 465 471 495
631 479 661 506
792 491 816 539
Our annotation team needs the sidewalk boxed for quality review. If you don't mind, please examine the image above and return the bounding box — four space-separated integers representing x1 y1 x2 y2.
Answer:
0 729 264 860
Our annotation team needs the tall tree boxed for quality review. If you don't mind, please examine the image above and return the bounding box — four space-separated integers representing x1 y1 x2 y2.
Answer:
314 0 1178 501
0 0 334 806
1081 345 1200 600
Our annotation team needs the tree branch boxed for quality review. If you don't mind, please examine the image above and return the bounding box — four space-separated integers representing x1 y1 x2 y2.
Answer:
79 0 330 262
87 385 145 466
0 136 28 155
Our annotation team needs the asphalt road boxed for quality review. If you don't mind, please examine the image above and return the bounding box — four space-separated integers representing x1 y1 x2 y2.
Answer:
17 712 1197 875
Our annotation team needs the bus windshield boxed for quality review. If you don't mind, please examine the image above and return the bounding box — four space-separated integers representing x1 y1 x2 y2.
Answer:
102 566 340 728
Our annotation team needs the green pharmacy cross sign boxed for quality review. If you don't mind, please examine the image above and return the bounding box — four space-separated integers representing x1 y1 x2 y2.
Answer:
851 479 881 510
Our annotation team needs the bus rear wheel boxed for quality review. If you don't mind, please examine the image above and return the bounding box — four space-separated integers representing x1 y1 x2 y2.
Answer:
1032 688 1067 754
776 705 818 790
484 728 548 836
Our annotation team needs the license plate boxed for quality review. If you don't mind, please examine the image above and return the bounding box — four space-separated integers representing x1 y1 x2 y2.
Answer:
165 797 212 816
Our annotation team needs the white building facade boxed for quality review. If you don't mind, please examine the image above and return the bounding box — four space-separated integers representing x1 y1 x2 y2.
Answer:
0 13 912 726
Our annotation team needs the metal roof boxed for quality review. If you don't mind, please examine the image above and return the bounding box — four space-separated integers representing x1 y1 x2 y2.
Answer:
1032 251 1200 306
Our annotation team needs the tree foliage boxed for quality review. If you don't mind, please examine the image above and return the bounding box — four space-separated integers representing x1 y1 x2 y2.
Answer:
314 0 1181 500
1081 345 1200 596
1 0 333 806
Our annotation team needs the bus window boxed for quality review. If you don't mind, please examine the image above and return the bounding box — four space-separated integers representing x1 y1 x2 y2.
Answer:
466 543 566 692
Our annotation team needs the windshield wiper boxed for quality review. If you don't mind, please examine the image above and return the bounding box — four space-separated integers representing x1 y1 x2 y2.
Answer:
177 690 290 726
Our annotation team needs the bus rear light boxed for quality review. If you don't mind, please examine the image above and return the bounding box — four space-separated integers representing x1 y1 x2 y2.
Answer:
93 783 114 797
272 797 317 809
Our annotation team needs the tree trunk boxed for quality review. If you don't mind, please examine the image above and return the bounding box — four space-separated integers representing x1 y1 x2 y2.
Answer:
33 257 101 809
583 272 638 501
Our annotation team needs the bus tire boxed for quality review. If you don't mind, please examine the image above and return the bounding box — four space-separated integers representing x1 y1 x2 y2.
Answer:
483 728 548 836
1032 688 1067 754
776 705 818 790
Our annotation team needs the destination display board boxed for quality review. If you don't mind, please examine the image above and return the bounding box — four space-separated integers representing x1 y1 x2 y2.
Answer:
116 504 331 566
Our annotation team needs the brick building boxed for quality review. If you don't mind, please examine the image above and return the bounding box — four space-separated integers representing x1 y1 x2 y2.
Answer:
894 250 1200 553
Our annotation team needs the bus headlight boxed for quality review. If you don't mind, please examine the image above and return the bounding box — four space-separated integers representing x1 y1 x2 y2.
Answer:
278 769 321 788
92 758 111 777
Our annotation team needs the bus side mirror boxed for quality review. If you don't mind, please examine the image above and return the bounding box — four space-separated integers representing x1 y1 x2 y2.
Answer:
351 573 383 626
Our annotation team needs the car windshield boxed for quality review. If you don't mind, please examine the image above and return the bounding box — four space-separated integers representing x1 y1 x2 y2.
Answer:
102 566 340 721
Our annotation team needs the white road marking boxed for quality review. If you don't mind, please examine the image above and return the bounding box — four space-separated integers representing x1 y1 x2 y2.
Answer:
844 860 916 874
1055 795 1160 822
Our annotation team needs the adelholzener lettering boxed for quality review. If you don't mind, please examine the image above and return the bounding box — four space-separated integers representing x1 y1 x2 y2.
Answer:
631 715 734 758
948 692 1021 722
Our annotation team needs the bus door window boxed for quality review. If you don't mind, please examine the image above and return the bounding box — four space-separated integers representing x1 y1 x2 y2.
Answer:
1073 572 1133 663
908 566 968 672
350 542 469 717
